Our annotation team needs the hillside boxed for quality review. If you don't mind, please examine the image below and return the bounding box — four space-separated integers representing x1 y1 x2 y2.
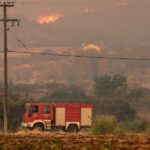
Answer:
0 45 149 90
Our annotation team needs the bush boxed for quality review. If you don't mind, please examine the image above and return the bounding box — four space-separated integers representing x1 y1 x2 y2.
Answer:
92 115 117 135
121 119 150 133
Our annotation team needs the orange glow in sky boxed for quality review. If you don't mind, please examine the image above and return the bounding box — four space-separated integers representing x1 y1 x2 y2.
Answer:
37 13 64 24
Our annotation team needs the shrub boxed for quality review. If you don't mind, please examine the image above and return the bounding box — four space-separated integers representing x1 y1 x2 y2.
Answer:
92 115 117 135
121 119 150 133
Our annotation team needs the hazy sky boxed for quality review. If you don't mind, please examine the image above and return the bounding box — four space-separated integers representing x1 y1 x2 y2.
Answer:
1 0 150 47
10 0 150 19
0 0 150 85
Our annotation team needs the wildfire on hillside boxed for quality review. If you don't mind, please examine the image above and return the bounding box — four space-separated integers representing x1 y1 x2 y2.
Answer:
82 44 101 53
37 13 64 24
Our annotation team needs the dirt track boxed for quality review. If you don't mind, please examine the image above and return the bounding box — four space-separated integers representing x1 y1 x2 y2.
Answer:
0 132 150 150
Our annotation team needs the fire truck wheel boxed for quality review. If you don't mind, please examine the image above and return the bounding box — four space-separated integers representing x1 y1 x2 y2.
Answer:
33 123 44 131
67 124 79 132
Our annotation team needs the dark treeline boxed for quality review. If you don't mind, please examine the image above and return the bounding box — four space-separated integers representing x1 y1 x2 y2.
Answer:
0 74 150 131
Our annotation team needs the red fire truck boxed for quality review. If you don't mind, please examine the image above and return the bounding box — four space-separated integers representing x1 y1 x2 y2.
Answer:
21 103 93 132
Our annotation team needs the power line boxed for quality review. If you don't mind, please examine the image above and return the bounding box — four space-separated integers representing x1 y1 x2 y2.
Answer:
8 28 27 49
2 19 150 62
2 50 149 61
15 1 150 7
16 2 116 6
1 26 150 62
16 1 134 7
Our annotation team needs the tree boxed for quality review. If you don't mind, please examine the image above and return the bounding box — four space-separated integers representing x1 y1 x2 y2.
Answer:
50 85 86 99
93 74 135 121
128 87 150 102
0 88 29 130
94 75 112 98
94 74 127 98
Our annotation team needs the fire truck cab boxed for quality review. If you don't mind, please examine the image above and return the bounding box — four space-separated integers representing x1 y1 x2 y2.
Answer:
21 103 93 132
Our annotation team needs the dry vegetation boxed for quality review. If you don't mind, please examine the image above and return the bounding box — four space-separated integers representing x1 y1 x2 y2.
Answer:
0 131 150 150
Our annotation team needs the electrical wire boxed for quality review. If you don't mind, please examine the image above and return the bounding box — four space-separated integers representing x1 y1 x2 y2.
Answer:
1 28 150 62
15 1 136 7
15 1 150 7
16 2 116 6
8 28 28 49
2 50 149 61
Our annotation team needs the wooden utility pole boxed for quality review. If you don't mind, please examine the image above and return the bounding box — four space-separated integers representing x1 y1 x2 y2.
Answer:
0 1 20 134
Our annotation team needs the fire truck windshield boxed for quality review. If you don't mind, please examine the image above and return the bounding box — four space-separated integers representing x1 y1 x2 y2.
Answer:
32 105 38 113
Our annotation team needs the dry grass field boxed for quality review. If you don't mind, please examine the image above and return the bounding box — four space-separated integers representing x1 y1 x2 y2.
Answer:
0 131 149 150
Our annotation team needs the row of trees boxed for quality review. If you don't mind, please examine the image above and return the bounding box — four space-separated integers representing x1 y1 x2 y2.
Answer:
0 74 150 130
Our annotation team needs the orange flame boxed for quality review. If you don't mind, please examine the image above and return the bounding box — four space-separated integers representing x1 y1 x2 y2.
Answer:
37 13 64 24
82 44 101 53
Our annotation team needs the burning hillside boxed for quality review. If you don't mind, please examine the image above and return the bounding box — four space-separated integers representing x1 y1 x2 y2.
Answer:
36 13 64 24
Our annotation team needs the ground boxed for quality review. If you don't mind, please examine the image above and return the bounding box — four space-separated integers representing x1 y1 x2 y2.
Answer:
0 131 150 150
